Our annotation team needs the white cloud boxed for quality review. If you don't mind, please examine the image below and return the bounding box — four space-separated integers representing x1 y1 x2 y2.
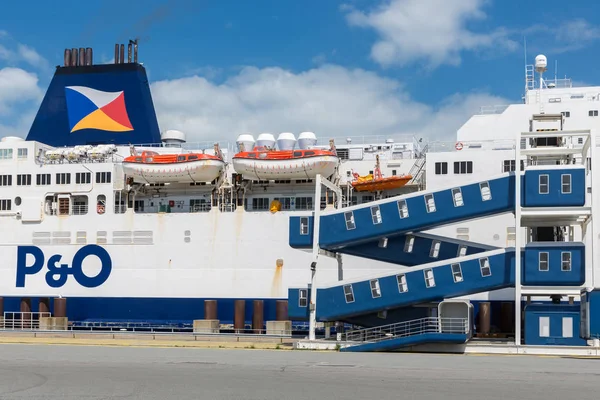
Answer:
0 33 49 70
150 64 508 144
525 19 600 54
344 0 518 68
0 67 43 115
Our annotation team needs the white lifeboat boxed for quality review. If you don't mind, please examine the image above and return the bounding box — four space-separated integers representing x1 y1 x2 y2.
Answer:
122 150 225 184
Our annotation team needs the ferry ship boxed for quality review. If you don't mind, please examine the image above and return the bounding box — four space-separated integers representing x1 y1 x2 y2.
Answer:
3 42 600 346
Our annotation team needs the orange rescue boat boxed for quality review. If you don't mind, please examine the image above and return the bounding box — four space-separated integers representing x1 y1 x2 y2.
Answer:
351 155 412 192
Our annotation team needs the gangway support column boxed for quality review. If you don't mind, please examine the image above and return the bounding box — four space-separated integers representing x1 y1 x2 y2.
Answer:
309 174 343 341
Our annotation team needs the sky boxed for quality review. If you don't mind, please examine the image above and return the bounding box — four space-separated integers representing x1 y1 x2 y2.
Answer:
0 0 599 144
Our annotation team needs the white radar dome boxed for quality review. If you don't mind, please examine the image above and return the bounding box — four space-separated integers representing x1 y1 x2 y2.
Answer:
256 133 276 149
297 131 317 149
535 54 547 71
236 133 255 152
277 132 296 150
161 130 186 147
1 136 24 142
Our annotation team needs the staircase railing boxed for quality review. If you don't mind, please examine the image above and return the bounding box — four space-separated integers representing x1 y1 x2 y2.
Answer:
344 317 469 344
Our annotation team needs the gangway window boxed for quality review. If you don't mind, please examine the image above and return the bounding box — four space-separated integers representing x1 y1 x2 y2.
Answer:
539 317 550 337
539 252 549 271
457 245 467 257
430 240 440 258
451 188 464 207
451 263 463 283
343 284 355 303
300 217 309 235
370 279 381 298
562 317 573 338
298 289 308 307
396 274 408 293
370 205 382 225
424 269 435 288
404 235 414 252
479 257 492 277
539 175 549 194
424 194 436 213
397 199 409 218
479 182 492 201
561 174 572 194
561 252 572 271
344 211 356 230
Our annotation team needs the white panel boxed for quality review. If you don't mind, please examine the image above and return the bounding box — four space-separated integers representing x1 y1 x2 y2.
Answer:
539 316 550 337
562 317 573 338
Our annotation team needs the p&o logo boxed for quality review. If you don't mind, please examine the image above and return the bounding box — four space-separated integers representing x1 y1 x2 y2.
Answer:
65 86 133 133
16 245 112 288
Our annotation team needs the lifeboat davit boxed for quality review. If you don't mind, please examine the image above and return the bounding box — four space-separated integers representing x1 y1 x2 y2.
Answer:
123 150 225 184
232 147 339 180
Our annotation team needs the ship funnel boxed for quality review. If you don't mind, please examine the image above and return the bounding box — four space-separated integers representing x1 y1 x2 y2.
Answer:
236 134 255 152
298 132 317 149
161 130 186 147
277 132 296 150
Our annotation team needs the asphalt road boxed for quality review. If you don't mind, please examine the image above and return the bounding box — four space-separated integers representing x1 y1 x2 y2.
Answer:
0 344 598 399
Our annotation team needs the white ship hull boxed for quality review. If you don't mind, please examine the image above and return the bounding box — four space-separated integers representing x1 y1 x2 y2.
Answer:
232 156 339 180
122 159 224 184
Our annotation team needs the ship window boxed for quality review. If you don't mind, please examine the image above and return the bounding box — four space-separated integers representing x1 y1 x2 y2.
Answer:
343 284 355 303
17 148 27 159
454 161 473 174
0 199 11 211
396 274 408 293
370 279 381 298
424 194 436 212
135 157 143 162
251 198 270 211
295 197 313 210
397 199 409 218
451 263 463 283
300 217 309 235
392 170 397 176
16 174 31 186
0 149 12 160
502 160 525 172
0 175 11 186
424 269 435 288
96 172 112 184
430 240 440 258
589 110 598 117
457 245 467 257
561 252 572 271
370 205 382 224
114 191 126 214
14 196 21 206
344 211 356 230
561 174 572 194
479 182 492 201
97 195 106 215
479 257 491 277
562 111 570 118
539 174 549 194
293 151 302 157
36 174 50 185
177 155 186 161
299 289 308 307
435 162 448 175
145 157 153 162
451 187 464 207
304 151 315 156
56 173 71 185
188 155 198 160
539 252 549 271
404 235 414 252
75 172 91 184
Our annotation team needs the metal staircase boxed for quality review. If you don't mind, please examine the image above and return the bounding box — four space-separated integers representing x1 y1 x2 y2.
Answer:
408 144 428 188
340 317 470 352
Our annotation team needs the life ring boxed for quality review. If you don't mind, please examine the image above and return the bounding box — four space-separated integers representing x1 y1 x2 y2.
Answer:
455 142 464 151
97 204 105 214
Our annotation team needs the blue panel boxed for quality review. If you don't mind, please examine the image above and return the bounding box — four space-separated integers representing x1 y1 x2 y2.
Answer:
340 333 468 352
317 175 515 250
345 306 430 327
585 289 600 338
315 250 514 321
524 304 586 346
287 288 310 320
522 242 585 286
289 216 313 248
27 63 161 147
523 168 586 207
339 234 493 266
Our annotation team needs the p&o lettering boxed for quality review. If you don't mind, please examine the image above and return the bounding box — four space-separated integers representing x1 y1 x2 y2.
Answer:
16 245 112 288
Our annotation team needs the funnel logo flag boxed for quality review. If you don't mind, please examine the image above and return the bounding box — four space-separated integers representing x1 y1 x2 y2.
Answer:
65 86 133 133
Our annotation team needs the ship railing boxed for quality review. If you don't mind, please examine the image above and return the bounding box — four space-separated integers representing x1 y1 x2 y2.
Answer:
2 312 52 330
344 317 469 344
71 204 88 215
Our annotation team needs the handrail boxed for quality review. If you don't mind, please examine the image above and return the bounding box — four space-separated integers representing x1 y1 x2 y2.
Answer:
344 317 469 343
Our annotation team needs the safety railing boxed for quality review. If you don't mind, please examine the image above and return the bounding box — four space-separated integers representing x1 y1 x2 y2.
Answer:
2 312 52 330
344 317 469 343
